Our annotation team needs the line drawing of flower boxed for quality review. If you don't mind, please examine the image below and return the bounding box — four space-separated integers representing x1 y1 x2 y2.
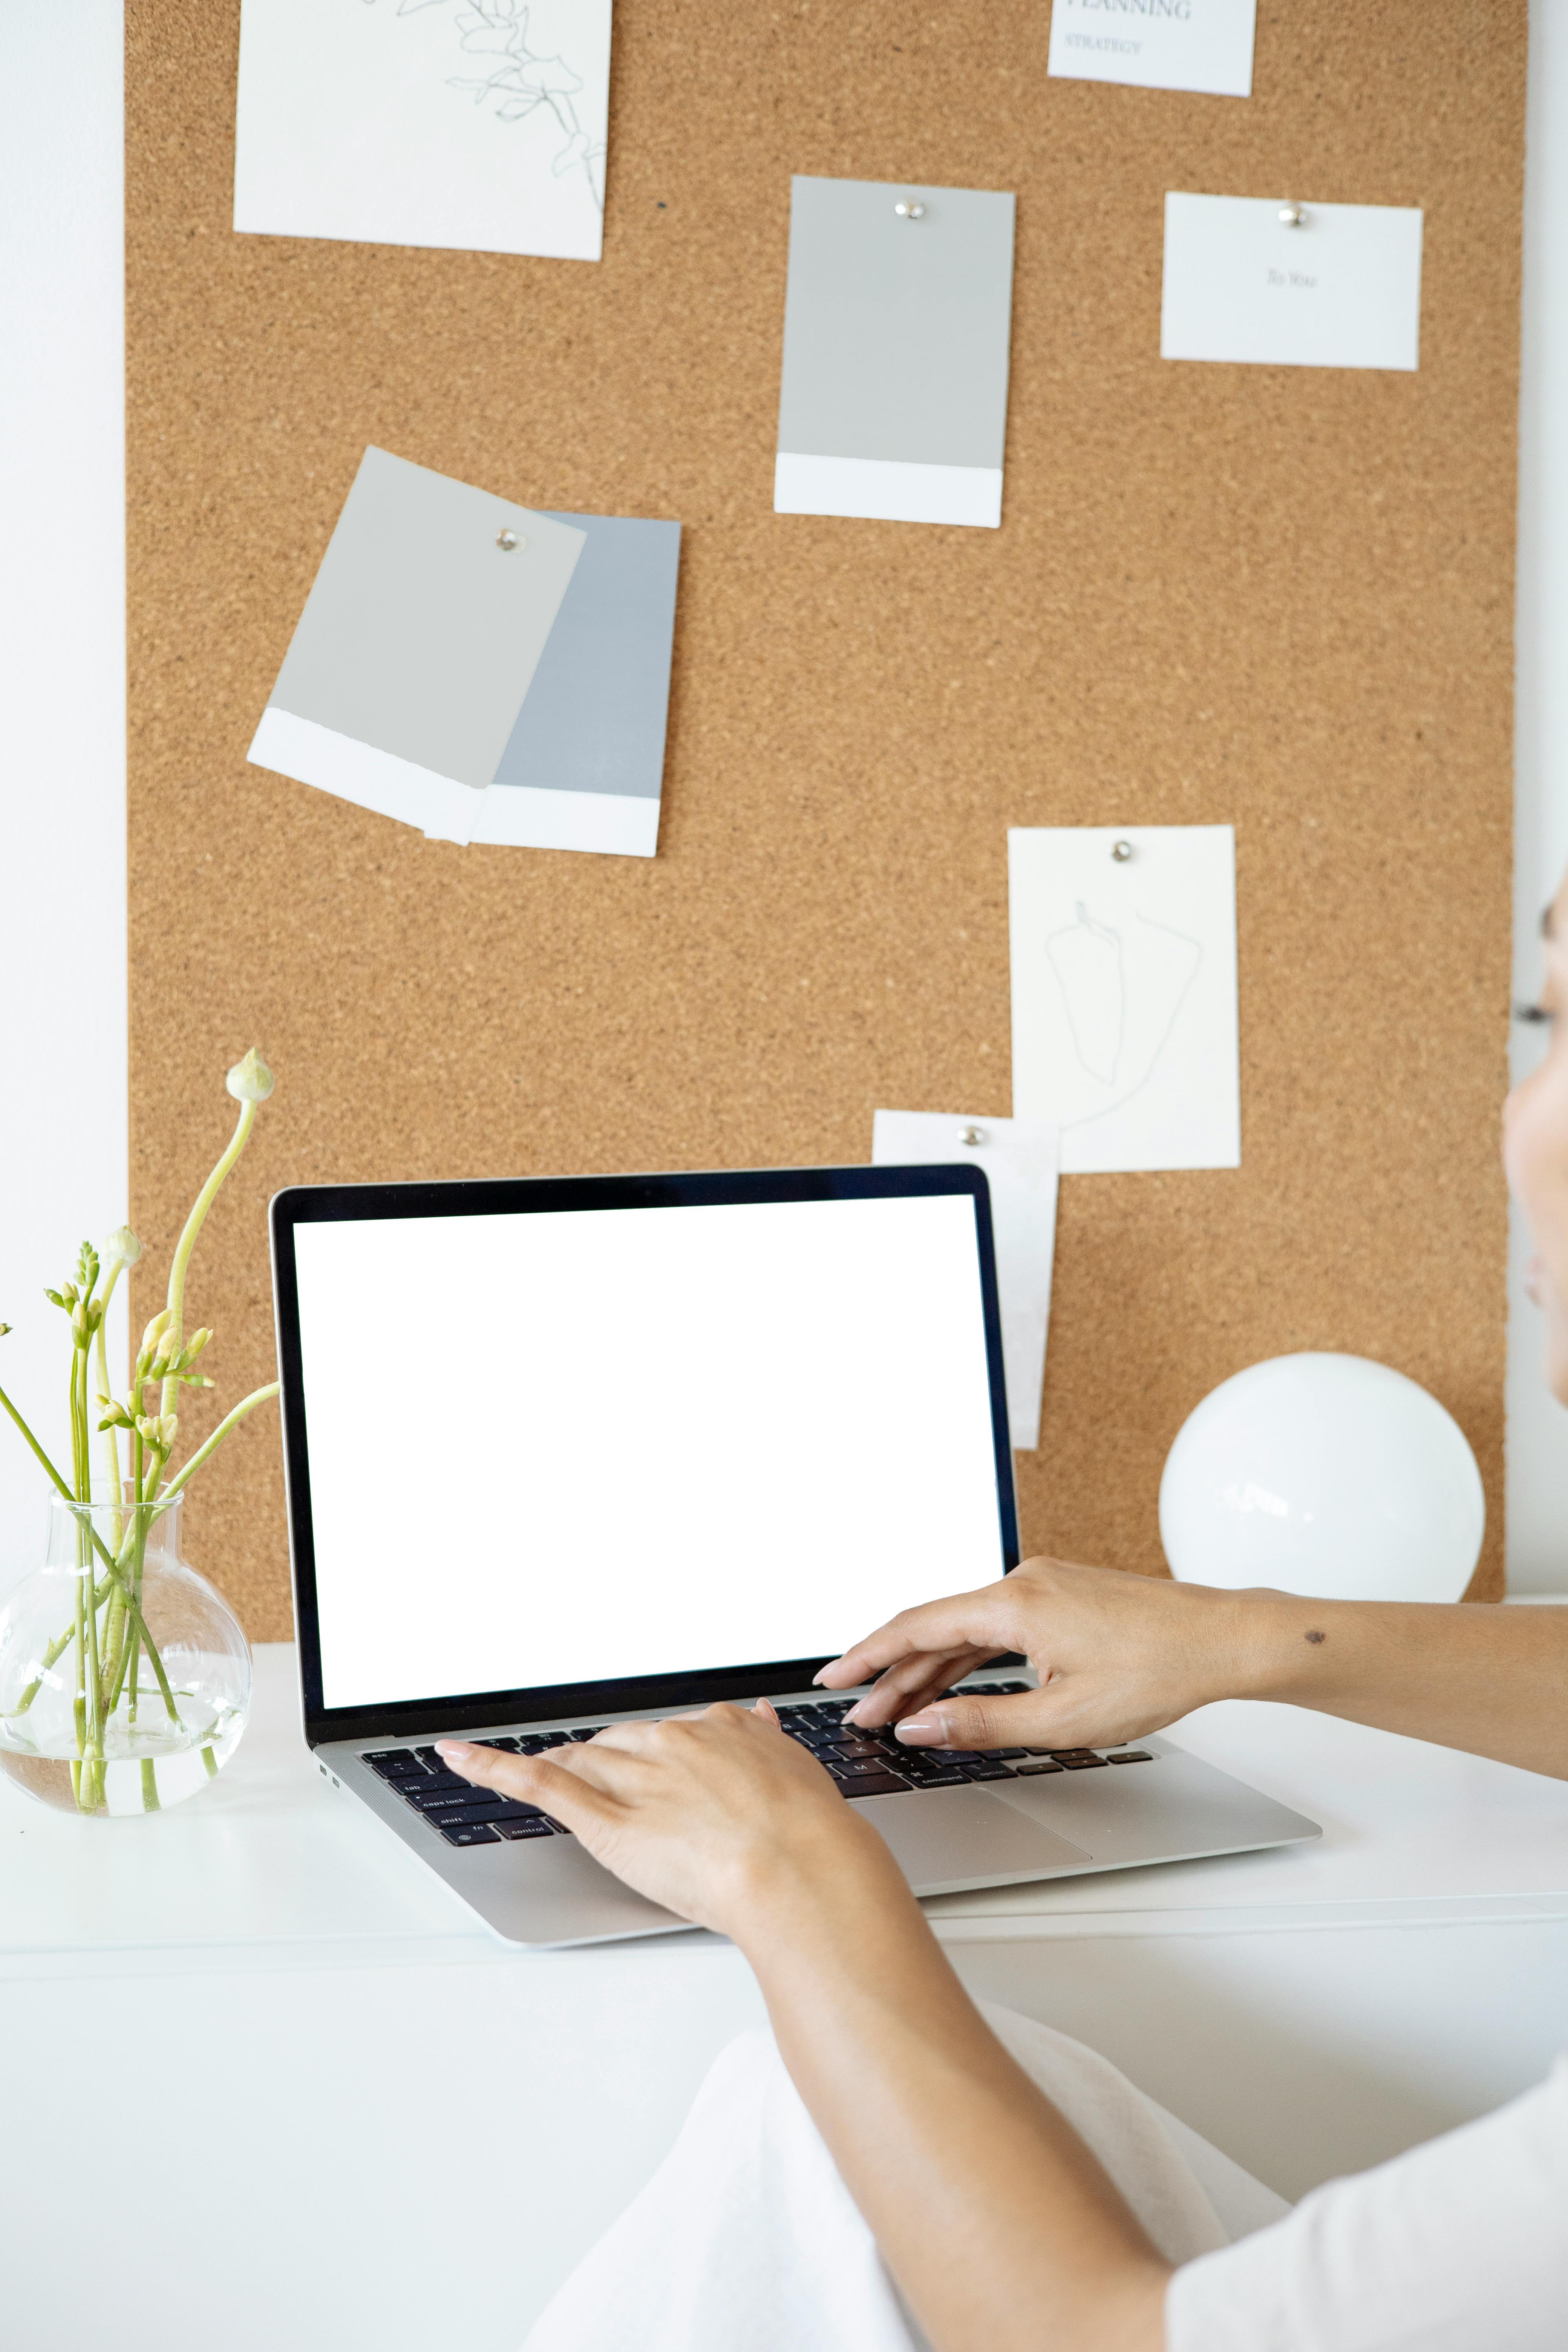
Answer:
359 0 606 211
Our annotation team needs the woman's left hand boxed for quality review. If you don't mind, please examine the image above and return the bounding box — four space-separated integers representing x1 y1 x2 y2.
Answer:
435 1703 878 1937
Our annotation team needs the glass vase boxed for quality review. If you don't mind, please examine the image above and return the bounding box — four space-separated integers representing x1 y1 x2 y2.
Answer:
0 1489 250 1816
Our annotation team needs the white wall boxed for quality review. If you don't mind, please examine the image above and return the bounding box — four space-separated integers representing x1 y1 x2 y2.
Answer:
0 5 127 1586
1507 0 1568 1592
0 5 1562 1587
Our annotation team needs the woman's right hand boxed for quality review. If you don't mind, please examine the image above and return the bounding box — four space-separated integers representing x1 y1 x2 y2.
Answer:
818 1555 1267 1754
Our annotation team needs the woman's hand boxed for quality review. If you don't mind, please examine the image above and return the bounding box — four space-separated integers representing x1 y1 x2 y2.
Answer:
435 1701 883 1937
818 1554 1259 1752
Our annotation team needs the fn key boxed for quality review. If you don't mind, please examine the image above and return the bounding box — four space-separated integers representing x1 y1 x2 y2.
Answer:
439 1821 501 1846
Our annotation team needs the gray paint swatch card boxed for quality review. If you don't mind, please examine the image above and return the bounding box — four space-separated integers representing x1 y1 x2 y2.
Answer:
249 447 678 858
487 513 680 805
775 176 1015 529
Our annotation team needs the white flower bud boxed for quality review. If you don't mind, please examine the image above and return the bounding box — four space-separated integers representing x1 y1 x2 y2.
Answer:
226 1048 276 1104
102 1226 142 1269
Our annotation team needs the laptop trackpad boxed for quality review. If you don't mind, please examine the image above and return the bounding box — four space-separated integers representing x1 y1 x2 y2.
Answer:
858 1785 1092 1889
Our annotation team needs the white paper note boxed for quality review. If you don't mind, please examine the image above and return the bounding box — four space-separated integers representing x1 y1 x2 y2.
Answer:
872 1111 1060 1451
1048 0 1255 99
1162 193 1423 371
234 0 611 262
1009 827 1239 1174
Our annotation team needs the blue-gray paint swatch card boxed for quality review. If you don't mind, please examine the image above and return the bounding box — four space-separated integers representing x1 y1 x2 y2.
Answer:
249 446 680 857
775 176 1015 530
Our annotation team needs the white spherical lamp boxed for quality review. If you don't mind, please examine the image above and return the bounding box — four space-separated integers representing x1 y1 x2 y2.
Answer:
1159 1352 1485 1603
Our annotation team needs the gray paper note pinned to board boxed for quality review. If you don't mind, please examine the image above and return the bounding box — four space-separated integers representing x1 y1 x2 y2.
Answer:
248 447 679 858
488 513 680 805
265 446 584 789
775 175 1015 528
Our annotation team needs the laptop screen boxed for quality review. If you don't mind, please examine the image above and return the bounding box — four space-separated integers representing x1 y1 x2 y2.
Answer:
276 1173 1015 1724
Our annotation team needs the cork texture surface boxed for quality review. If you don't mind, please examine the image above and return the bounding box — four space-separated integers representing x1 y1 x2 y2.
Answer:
126 1 1524 1636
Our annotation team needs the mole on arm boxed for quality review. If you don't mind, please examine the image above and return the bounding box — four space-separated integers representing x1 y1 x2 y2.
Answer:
1304 1630 1327 1645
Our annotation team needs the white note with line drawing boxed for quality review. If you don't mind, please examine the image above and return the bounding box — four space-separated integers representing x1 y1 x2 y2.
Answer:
1009 825 1240 1173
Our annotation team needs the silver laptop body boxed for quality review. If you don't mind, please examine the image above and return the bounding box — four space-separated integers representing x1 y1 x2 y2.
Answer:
271 1166 1319 1949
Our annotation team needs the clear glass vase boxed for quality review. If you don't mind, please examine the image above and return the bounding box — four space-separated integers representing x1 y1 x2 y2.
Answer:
0 1490 250 1816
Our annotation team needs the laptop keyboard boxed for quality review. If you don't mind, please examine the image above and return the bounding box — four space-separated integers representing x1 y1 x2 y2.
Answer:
359 1684 1156 1845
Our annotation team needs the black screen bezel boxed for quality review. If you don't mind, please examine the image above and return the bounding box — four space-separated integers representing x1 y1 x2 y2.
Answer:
269 1164 1021 1748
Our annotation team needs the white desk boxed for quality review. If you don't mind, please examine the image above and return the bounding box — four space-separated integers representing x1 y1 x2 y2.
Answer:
5 1645 1567 2352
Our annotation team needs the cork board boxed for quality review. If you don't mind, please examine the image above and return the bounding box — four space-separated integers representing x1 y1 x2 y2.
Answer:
126 2 1524 1639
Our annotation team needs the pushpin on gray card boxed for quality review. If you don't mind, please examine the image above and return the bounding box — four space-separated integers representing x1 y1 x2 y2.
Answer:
775 176 1015 529
873 1110 1060 1450
249 447 680 857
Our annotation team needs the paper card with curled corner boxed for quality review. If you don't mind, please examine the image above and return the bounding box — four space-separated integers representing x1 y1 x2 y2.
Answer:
248 448 680 858
1009 826 1239 1174
872 1110 1060 1451
1161 194 1423 371
1048 0 1256 98
234 0 612 263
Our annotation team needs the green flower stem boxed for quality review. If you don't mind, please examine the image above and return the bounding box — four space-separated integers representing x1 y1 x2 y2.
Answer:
92 1257 126 1550
159 1097 257 1419
129 1433 144 1723
124 1592 180 1724
140 1759 159 1811
0 1383 116 1573
161 1383 279 1498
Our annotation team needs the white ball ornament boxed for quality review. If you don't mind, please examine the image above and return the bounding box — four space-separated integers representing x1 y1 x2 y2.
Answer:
1159 1352 1485 1603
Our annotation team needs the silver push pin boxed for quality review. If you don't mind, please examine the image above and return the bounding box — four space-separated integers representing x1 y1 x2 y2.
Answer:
894 200 926 220
495 528 522 552
1277 202 1306 227
1111 840 1133 863
959 1124 987 1147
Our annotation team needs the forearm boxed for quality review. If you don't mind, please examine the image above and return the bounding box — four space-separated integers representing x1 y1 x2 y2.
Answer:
1232 1590 1568 1777
734 1823 1168 2352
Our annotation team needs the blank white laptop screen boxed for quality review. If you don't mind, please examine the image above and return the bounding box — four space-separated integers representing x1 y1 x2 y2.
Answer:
292 1194 1005 1710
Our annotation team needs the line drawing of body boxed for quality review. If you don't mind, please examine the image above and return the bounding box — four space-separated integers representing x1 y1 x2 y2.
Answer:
1043 903 1203 1129
358 0 607 212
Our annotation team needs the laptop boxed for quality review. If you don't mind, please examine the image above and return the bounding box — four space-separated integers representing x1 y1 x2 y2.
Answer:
269 1164 1319 1948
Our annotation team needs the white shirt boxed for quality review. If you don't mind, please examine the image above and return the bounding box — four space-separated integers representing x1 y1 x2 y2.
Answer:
1166 2057 1568 2351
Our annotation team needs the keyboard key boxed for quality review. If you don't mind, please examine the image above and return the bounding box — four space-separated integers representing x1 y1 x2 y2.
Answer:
439 1822 500 1845
839 1773 911 1799
1107 1751 1153 1763
401 1780 479 1808
412 1747 443 1768
899 1767 966 1787
990 1749 1029 1761
827 1758 893 1779
478 1737 520 1752
1014 1760 1065 1775
539 1815 574 1835
1062 1756 1110 1770
960 1763 1016 1781
825 1740 885 1760
495 1817 555 1839
1049 1750 1096 1762
364 1749 422 1775
428 1799 513 1825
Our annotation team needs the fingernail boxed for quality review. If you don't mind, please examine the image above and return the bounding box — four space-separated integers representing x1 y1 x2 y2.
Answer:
435 1740 474 1759
811 1671 827 1686
895 1712 945 1746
